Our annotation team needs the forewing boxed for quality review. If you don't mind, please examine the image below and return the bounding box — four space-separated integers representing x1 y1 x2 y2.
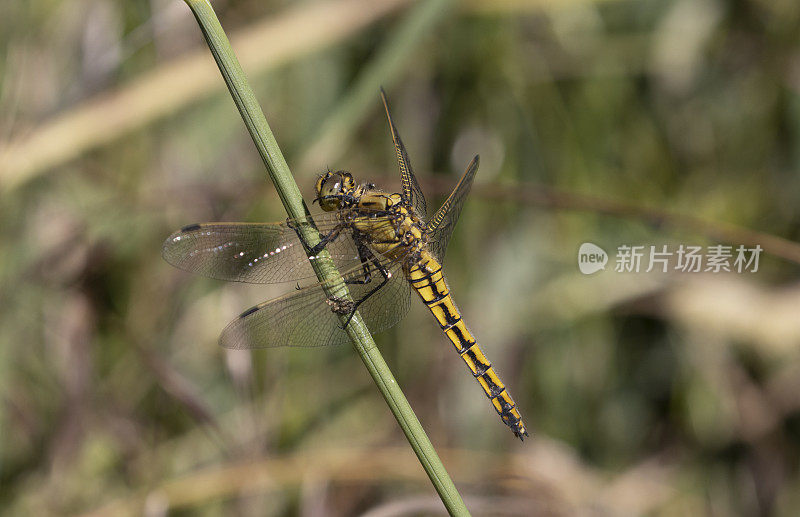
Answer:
380 88 427 220
162 213 365 284
426 155 479 263
219 261 411 349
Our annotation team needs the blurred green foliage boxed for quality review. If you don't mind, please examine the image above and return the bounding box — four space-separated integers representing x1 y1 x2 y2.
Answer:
2 0 800 515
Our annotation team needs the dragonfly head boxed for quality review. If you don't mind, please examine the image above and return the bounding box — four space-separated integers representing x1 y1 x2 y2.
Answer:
314 170 357 211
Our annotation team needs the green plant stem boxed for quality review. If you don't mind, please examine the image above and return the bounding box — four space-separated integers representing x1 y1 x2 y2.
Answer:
182 1 469 515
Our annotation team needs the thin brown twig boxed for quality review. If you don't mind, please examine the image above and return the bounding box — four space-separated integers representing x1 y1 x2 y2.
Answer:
146 171 800 265
421 177 800 266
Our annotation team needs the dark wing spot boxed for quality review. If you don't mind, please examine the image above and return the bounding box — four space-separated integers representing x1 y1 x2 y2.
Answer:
181 223 202 232
239 306 259 318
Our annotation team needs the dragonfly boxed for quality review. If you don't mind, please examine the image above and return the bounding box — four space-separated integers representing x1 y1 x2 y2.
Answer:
162 90 528 440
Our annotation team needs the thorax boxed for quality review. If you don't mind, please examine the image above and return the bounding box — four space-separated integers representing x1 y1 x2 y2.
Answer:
346 189 426 260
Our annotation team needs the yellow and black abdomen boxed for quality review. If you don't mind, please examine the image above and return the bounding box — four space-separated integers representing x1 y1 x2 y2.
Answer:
407 251 528 440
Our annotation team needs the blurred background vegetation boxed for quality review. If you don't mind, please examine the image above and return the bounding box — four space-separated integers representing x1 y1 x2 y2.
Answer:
2 0 800 515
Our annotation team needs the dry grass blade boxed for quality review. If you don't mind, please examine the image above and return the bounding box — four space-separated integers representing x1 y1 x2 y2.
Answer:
0 0 410 193
463 0 622 12
80 442 678 516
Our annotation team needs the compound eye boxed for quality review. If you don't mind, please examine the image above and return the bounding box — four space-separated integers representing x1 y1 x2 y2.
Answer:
321 175 344 196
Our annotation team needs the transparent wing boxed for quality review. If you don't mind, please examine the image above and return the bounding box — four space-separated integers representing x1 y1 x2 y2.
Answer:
162 212 377 284
427 155 479 263
219 260 411 349
380 88 427 220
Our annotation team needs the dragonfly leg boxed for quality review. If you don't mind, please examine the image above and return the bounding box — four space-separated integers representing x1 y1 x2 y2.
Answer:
287 217 345 256
345 238 374 285
339 253 391 328
308 226 342 256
